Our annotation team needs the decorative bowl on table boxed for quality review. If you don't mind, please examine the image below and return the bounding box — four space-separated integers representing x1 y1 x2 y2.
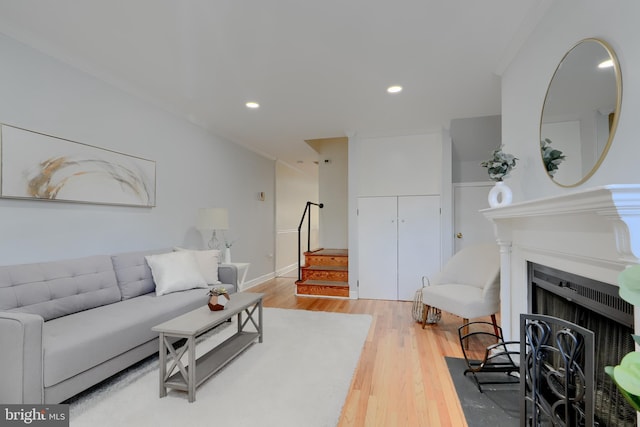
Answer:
207 287 230 311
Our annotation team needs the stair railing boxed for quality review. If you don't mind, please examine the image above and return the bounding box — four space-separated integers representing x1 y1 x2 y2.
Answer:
297 201 324 281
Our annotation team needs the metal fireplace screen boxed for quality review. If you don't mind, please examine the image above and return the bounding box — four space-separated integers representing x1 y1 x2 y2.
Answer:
528 262 636 427
520 313 594 426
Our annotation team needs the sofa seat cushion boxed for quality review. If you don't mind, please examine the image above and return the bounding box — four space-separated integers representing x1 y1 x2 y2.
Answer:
42 288 208 387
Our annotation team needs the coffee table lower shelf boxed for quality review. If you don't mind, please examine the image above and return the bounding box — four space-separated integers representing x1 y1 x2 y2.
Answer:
165 331 259 390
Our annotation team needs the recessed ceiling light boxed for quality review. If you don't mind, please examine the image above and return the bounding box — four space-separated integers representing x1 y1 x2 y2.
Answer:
598 59 614 69
246 101 260 109
387 85 403 94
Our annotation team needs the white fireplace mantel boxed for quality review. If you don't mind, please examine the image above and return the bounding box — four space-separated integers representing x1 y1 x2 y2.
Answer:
482 184 640 340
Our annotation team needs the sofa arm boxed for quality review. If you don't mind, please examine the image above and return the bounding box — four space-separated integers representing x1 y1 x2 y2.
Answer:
218 264 238 293
0 312 44 403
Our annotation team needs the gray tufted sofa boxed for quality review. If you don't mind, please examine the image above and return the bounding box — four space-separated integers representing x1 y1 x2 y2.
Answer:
0 248 238 404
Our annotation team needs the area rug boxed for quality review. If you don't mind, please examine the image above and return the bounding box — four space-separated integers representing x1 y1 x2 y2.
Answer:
446 357 519 427
68 308 372 427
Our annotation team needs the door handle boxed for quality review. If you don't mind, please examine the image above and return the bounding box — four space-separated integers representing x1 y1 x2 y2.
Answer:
456 232 463 239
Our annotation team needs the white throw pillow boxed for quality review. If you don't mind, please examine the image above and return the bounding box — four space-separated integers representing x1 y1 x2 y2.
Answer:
174 247 221 285
145 251 208 296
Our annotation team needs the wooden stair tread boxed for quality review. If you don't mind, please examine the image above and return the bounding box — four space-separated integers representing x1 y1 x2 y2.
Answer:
305 249 348 257
298 280 348 287
303 265 348 271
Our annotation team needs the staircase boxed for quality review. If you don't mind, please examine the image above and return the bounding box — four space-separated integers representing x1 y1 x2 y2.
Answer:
295 249 349 298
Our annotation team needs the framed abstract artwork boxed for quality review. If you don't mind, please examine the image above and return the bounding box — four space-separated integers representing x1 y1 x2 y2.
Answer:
0 124 156 207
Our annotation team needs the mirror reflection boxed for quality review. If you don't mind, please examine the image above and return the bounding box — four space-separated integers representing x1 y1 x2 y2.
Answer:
540 38 621 187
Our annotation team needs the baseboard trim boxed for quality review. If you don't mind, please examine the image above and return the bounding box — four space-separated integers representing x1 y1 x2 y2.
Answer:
294 292 349 300
242 271 275 291
276 263 298 277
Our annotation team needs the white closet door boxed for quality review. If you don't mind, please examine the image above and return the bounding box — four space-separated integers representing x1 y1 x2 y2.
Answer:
357 197 398 300
397 196 441 301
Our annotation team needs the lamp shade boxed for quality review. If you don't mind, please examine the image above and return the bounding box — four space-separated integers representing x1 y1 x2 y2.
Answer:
197 208 229 230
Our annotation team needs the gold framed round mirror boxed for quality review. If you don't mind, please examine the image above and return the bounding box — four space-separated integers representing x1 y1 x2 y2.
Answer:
540 38 622 187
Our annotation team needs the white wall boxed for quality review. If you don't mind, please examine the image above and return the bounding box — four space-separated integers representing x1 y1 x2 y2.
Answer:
356 134 442 196
0 33 275 283
502 0 640 202
450 115 502 183
275 161 318 277
317 138 348 249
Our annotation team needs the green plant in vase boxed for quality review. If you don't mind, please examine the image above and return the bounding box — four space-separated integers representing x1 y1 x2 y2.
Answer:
605 265 640 411
480 145 518 181
540 138 566 177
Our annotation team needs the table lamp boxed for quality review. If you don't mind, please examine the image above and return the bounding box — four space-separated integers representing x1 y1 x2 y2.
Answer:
196 208 229 249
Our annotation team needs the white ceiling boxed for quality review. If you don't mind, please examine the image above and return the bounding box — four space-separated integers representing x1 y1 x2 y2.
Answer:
0 0 552 173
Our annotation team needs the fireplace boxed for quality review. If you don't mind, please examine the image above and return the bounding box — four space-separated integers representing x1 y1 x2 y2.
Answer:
482 185 640 425
529 262 635 426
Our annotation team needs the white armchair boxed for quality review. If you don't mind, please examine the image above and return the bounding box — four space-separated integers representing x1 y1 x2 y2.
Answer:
421 244 500 332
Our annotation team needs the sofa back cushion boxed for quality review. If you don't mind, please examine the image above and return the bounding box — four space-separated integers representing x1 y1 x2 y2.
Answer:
111 248 170 299
0 255 121 321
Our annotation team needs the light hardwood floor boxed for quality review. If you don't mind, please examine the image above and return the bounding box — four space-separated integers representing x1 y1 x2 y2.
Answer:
250 277 496 427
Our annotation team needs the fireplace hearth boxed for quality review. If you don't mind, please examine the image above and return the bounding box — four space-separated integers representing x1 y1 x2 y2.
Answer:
528 262 635 426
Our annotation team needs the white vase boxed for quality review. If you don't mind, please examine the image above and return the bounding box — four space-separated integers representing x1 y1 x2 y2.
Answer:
224 247 231 264
488 181 513 208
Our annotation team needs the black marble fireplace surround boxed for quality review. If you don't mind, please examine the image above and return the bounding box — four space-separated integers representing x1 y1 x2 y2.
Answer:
528 262 636 426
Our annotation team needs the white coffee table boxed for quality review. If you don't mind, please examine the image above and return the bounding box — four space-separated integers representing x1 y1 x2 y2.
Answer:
152 292 264 402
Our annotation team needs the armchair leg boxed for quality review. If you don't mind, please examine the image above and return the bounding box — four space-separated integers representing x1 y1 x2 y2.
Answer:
462 318 469 336
422 304 430 329
462 318 469 350
490 314 500 338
